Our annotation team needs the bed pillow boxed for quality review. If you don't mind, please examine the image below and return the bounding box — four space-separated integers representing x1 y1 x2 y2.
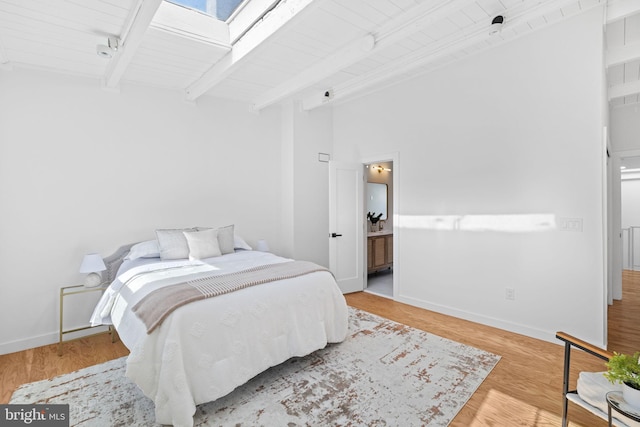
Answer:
195 224 235 255
183 228 221 260
125 240 160 260
156 228 195 260
216 224 235 254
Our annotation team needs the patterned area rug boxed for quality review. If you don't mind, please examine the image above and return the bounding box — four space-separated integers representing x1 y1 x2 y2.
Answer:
11 308 500 426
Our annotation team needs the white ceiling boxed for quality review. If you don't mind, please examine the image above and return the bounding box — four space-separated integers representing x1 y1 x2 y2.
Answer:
0 0 639 110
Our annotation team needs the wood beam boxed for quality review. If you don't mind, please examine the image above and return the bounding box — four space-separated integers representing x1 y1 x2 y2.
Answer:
0 35 10 69
252 0 476 110
103 0 163 89
185 0 318 101
609 80 640 100
611 98 640 108
302 0 599 110
606 0 640 24
252 34 375 110
607 43 640 68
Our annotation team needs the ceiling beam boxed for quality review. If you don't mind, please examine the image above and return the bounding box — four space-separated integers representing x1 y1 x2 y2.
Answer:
607 43 640 67
302 0 601 110
253 34 375 110
185 0 318 101
252 0 477 110
606 0 640 24
612 99 640 109
609 80 640 100
228 0 280 44
103 0 163 89
0 35 10 69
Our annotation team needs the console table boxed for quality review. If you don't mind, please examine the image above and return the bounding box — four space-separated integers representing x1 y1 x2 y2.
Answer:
367 231 393 274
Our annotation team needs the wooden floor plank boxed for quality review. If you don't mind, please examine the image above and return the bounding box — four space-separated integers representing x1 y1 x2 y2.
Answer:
608 270 640 355
0 334 129 404
1 271 638 426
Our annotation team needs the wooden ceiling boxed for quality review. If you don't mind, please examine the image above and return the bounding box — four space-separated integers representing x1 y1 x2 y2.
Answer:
0 0 638 110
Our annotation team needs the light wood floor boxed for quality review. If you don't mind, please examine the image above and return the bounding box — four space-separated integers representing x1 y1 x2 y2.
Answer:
1 271 638 426
608 269 640 355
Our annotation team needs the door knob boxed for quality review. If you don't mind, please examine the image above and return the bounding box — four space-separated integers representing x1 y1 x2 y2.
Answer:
331 233 343 238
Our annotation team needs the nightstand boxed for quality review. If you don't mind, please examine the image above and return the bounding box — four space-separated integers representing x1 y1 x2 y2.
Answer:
58 284 114 356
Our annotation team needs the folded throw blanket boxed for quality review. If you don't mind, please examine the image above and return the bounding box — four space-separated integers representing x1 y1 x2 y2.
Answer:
132 260 329 334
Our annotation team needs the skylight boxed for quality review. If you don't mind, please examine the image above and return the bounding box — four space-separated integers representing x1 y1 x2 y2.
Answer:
166 0 245 21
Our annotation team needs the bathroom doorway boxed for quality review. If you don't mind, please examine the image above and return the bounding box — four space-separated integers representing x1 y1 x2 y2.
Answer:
364 160 394 299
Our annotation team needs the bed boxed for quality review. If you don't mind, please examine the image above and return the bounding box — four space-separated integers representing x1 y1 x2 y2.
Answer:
90 226 349 427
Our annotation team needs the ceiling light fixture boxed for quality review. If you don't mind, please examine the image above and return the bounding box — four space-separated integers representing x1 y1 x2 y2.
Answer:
372 165 391 174
96 37 120 59
489 15 504 35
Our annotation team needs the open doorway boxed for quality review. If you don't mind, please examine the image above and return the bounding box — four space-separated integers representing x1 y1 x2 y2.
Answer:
608 153 640 353
364 160 394 299
621 157 640 272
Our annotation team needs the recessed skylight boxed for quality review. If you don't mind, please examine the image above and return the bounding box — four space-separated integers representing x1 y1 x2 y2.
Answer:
166 0 245 21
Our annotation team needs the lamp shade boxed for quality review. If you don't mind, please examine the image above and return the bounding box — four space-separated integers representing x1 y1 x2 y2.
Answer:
256 239 270 252
79 253 106 274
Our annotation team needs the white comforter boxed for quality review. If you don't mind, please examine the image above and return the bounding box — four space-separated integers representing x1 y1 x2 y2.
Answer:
90 251 349 427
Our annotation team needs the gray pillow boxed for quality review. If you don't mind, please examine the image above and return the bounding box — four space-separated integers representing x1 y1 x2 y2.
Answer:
156 228 195 260
196 224 235 255
216 224 235 254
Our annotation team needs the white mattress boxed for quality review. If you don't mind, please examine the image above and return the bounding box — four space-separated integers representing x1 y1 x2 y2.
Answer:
90 250 349 427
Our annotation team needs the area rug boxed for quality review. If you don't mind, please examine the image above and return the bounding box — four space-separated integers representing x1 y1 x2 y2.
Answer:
11 307 500 426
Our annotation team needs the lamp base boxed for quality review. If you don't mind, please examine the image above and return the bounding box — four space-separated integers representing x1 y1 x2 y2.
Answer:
84 272 102 288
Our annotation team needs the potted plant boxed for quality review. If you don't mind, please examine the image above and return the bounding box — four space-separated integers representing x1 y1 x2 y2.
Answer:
367 212 383 231
605 352 640 408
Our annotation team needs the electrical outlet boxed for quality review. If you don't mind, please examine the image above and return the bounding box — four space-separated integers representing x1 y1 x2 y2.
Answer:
505 288 515 301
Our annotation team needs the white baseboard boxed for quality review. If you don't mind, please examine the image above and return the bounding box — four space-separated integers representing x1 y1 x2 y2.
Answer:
0 326 110 356
0 332 58 356
395 294 561 345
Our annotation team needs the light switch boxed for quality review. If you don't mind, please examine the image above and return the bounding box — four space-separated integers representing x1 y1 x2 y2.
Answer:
558 217 583 232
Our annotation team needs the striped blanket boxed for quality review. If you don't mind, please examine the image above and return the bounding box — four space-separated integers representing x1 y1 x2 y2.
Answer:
132 260 329 334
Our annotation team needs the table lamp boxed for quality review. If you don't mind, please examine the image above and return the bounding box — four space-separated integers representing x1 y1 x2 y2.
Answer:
256 240 270 252
79 253 106 287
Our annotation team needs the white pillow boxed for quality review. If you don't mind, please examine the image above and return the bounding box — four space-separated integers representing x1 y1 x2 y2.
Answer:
125 240 160 260
234 235 252 250
184 229 221 260
156 228 195 260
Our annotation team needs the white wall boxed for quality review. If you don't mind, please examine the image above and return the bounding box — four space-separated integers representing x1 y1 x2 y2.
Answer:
0 69 282 354
622 179 640 228
611 105 640 153
622 177 640 271
292 105 333 266
278 102 333 266
620 173 640 270
332 8 607 344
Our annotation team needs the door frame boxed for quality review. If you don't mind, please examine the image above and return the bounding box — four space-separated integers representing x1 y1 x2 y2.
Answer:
609 148 640 298
362 152 399 299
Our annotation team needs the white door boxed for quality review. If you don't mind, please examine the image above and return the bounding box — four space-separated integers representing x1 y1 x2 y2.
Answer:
329 161 364 293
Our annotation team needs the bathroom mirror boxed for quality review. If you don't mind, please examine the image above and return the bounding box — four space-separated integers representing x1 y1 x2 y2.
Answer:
367 183 387 220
